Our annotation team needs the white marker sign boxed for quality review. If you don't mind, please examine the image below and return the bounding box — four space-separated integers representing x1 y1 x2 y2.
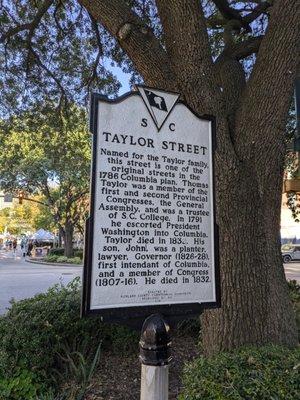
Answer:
82 87 219 320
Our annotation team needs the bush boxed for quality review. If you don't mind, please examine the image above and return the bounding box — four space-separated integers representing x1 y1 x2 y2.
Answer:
56 256 69 263
66 257 82 264
48 248 65 256
43 255 82 264
179 345 300 400
74 249 83 259
0 278 138 390
49 249 83 260
44 255 59 262
0 368 43 400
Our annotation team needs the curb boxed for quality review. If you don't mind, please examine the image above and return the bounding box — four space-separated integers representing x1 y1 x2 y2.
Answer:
25 258 83 267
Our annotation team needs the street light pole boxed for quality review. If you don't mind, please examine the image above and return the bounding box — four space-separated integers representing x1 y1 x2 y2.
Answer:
0 194 47 207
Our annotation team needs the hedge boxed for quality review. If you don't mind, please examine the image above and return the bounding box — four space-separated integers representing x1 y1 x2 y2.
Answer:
48 248 83 259
179 345 300 400
0 278 138 393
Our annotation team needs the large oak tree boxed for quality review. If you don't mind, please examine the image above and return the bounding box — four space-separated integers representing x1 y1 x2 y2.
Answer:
0 0 299 354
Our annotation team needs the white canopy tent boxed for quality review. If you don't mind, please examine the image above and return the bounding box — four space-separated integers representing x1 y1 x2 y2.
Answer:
29 229 55 241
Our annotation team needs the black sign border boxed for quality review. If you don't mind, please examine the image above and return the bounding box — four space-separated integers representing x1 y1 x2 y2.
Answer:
81 89 220 326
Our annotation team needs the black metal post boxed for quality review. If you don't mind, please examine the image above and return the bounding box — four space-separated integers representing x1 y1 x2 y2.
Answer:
139 314 172 400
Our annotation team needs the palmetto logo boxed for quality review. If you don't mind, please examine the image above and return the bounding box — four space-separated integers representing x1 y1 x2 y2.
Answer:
144 90 168 112
137 86 180 130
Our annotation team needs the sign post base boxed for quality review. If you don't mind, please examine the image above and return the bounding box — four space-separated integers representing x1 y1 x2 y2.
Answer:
139 314 172 400
141 364 169 400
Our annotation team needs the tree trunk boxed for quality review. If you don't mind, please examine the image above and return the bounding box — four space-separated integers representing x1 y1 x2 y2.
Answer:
62 221 74 258
58 226 63 248
201 155 298 355
79 0 299 355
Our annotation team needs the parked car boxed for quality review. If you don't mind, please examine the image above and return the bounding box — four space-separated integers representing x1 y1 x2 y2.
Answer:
282 245 300 263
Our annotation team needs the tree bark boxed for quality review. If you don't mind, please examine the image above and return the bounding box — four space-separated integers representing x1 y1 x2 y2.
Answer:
62 221 74 258
201 154 297 354
78 0 299 354
58 226 64 248
200 0 299 353
78 0 176 90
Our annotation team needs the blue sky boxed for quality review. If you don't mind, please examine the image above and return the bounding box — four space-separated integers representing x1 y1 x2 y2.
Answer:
114 66 131 94
103 58 131 95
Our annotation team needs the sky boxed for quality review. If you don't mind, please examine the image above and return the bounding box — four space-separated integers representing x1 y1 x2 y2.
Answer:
115 67 131 95
103 58 131 96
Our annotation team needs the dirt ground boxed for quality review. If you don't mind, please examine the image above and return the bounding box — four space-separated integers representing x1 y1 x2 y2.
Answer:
84 333 199 400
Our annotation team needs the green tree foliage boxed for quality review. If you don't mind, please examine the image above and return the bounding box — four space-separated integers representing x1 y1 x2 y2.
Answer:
0 203 34 235
0 198 53 235
0 0 120 115
31 201 56 232
0 104 90 256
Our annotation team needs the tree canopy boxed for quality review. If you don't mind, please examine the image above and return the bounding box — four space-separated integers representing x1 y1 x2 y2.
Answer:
0 0 122 115
0 104 90 255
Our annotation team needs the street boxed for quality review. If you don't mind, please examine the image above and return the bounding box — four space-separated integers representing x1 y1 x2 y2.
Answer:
0 249 299 316
0 249 82 315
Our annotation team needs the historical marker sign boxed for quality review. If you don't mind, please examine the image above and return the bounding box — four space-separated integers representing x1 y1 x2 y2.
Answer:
82 87 220 322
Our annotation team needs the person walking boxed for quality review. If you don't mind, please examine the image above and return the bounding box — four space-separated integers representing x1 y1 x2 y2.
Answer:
27 241 33 257
23 240 28 258
12 239 17 253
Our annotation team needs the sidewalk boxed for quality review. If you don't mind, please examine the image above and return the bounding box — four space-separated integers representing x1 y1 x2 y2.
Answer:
0 248 23 260
0 249 82 267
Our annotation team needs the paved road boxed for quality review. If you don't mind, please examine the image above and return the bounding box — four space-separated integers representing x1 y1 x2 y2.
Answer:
0 249 82 315
0 249 299 316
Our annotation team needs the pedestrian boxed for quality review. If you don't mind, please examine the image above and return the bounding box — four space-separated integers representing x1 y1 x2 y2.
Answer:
23 241 28 258
13 239 17 253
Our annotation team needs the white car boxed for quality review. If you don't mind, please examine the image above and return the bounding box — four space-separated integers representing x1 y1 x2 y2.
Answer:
282 245 300 263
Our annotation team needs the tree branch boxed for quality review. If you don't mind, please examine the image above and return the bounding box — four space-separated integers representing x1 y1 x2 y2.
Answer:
236 0 300 164
213 0 243 21
212 0 250 30
66 190 88 211
233 36 263 60
212 0 271 31
0 0 54 43
53 0 65 33
216 36 264 63
27 44 67 101
0 22 32 43
85 13 103 92
156 0 219 112
243 1 271 24
157 0 240 167
77 0 176 90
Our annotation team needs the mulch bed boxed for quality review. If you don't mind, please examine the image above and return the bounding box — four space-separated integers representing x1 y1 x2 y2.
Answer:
84 333 199 400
